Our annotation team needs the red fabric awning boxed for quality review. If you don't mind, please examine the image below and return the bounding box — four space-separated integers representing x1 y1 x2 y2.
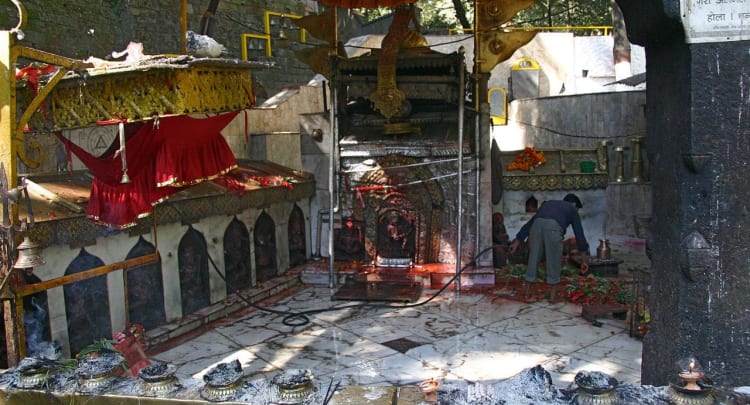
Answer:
315 0 416 8
56 112 239 228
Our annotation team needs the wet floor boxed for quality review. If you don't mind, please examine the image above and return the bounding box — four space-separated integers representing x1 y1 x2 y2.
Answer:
152 288 643 389
150 236 650 392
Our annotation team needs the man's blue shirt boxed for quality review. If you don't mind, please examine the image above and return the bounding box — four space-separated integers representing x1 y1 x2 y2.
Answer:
514 200 590 253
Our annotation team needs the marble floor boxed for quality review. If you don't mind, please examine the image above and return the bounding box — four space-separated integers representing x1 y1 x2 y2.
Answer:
150 283 644 393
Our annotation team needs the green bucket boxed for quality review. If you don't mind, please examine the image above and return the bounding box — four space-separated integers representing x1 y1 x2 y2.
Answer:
579 161 596 173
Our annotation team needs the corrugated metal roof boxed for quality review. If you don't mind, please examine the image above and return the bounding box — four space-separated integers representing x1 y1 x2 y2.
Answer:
18 161 313 226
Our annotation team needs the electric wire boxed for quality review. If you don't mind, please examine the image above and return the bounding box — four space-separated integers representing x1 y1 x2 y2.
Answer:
508 119 647 140
341 156 474 173
345 168 477 192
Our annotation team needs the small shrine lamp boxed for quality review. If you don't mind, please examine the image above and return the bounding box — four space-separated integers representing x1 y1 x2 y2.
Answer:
669 356 715 405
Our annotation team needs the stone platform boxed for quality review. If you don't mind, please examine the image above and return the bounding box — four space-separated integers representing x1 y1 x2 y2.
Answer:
299 261 496 291
571 255 624 277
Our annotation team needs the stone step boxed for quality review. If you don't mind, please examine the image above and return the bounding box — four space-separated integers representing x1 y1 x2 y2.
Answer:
299 261 497 291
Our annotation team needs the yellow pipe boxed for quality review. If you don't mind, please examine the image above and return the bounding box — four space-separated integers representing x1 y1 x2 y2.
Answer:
333 7 338 56
2 31 21 226
473 0 479 109
2 1 26 367
263 10 306 57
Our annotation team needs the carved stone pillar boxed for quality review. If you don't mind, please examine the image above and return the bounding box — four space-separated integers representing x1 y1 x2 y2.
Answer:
617 0 750 387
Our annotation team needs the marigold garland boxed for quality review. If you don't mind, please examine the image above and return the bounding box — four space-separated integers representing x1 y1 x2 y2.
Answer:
506 147 547 171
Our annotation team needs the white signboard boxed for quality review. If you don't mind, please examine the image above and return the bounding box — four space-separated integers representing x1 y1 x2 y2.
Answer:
680 0 750 43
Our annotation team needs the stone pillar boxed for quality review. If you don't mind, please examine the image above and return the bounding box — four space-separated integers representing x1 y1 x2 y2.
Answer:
478 101 494 266
616 0 750 387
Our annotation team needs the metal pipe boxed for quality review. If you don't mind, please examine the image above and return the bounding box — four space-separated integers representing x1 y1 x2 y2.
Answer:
14 253 159 298
328 59 338 289
25 179 84 213
13 220 159 360
475 92 481 259
322 80 328 112
473 0 481 262
456 52 465 297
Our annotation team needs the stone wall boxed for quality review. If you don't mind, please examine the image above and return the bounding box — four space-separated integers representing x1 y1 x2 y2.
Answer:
496 91 647 158
0 0 317 96
494 90 650 248
34 200 310 358
17 110 317 358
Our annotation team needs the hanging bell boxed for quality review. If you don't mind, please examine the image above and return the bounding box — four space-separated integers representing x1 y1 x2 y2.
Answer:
121 169 131 184
117 120 131 184
14 236 46 269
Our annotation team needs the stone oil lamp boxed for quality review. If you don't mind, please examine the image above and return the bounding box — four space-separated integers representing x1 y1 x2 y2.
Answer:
75 352 121 393
679 359 704 391
17 358 54 389
670 357 714 405
138 362 181 396
272 369 315 404
200 359 245 402
574 370 619 405
418 377 440 403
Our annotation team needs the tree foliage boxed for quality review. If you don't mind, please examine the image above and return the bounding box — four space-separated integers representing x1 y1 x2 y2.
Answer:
515 0 612 29
356 0 612 34
359 0 473 32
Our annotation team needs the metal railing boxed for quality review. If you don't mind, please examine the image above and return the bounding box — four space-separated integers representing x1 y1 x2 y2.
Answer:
241 10 307 60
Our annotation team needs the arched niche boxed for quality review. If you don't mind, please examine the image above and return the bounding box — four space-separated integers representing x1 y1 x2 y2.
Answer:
63 248 112 355
125 236 166 330
376 207 416 266
488 87 508 125
178 226 211 316
224 217 252 291
254 212 277 282
355 154 444 264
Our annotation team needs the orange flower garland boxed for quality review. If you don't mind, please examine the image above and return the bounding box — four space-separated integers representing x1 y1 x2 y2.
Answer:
506 147 547 171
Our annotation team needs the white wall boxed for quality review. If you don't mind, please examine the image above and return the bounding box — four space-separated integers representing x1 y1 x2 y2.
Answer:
501 189 608 256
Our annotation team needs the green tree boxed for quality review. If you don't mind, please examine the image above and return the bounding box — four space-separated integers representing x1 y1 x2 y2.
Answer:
356 0 611 34
515 0 612 31
358 0 474 32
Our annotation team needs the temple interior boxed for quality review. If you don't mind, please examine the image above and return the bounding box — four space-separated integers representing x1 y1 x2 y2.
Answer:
1 0 749 404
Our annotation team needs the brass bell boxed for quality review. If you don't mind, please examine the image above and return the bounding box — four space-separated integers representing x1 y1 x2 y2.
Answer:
14 236 45 269
121 169 131 184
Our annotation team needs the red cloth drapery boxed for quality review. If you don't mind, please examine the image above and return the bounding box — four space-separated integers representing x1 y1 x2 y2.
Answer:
56 112 239 228
315 0 416 8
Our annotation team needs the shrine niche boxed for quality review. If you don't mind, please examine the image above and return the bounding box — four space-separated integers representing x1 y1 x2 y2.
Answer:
353 154 445 265
288 205 306 267
178 226 211 316
224 217 252 291
376 209 416 266
63 249 112 355
125 237 166 330
334 217 366 261
254 212 277 282
332 37 475 266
